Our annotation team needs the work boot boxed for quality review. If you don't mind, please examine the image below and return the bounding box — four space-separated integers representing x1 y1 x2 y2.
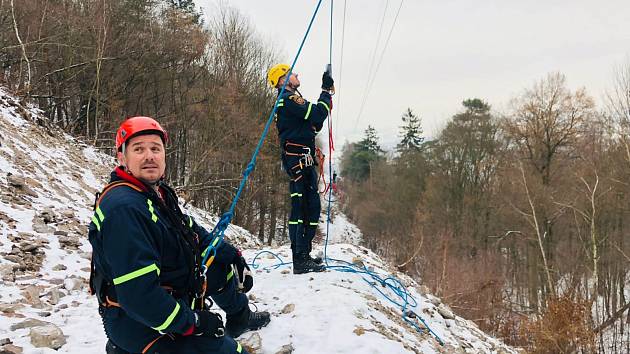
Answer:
308 253 323 265
293 253 325 274
306 245 323 264
225 306 271 339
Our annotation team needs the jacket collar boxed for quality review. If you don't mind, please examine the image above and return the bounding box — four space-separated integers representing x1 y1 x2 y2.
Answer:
111 166 152 192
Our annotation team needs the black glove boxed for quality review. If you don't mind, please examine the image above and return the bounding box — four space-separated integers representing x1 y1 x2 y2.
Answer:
322 71 334 91
233 252 253 293
193 310 225 338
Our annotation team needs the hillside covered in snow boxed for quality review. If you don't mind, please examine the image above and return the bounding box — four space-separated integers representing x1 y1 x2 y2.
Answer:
0 88 518 353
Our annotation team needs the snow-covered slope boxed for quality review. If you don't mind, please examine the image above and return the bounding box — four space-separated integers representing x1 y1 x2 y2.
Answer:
0 88 518 353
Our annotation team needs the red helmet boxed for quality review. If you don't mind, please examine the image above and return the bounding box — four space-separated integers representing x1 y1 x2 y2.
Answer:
115 116 168 151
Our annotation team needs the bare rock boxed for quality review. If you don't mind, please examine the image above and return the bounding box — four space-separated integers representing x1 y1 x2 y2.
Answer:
49 288 61 305
39 208 56 224
3 255 21 264
351 256 364 268
240 332 262 354
496 349 513 354
419 285 431 295
7 175 37 197
24 177 42 190
48 278 64 285
0 211 17 229
281 304 295 314
0 264 14 279
60 209 75 219
0 339 10 346
58 236 81 250
7 175 25 188
275 343 294 354
10 318 49 331
29 324 66 349
21 285 42 305
20 244 39 253
17 232 33 239
437 304 456 320
52 264 67 271
63 277 84 292
0 303 24 314
426 295 441 307
32 223 54 234
0 344 23 354
30 302 52 311
353 326 366 336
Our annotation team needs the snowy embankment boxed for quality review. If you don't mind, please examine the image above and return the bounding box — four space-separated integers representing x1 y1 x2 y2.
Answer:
0 88 518 353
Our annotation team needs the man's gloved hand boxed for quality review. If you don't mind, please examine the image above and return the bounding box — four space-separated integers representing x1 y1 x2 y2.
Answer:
322 71 334 91
193 310 225 338
233 251 253 293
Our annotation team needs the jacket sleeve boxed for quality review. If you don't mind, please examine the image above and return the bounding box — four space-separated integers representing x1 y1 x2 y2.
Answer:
281 91 332 128
188 215 238 265
102 204 194 334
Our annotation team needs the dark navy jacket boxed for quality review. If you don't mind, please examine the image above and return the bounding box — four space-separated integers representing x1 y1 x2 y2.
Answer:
88 167 238 352
275 89 332 151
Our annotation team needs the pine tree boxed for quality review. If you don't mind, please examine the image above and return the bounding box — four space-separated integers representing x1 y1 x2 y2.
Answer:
341 125 383 181
164 0 202 24
357 125 383 154
396 108 424 153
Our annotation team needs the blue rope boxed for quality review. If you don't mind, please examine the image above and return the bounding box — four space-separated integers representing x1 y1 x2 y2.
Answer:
200 0 325 270
324 0 334 263
193 0 444 347
251 249 444 346
248 1 445 347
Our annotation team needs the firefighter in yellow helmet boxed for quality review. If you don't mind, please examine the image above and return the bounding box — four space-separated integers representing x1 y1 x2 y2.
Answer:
267 64 334 274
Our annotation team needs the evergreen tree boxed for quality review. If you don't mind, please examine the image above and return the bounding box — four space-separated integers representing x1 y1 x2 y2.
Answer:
357 125 383 154
396 108 424 153
164 0 203 23
341 126 383 181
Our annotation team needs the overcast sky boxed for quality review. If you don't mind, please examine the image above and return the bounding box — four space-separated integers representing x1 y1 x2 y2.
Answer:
197 0 630 149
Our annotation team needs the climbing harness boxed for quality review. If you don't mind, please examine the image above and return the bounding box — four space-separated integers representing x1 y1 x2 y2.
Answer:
198 0 325 272
200 0 444 346
284 141 315 167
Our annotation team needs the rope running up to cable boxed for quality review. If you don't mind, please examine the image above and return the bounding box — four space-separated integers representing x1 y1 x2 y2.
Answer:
200 0 325 273
249 0 444 347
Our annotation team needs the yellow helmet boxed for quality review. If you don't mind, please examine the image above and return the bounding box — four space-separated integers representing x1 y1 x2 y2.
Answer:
267 63 291 87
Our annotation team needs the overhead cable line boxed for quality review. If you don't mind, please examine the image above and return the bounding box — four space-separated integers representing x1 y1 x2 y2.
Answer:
248 1 444 346
365 0 404 100
353 0 390 131
334 0 347 141
353 0 405 131
329 0 334 66
199 0 325 272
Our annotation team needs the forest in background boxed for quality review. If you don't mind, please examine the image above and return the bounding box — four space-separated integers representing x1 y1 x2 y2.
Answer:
2 0 630 352
340 71 630 352
0 0 291 245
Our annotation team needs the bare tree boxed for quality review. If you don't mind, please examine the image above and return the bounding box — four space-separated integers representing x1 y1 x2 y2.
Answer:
506 72 594 185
